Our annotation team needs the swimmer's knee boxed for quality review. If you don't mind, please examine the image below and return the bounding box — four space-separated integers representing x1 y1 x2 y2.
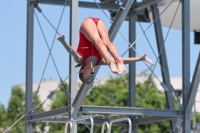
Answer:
93 38 103 46
102 39 112 46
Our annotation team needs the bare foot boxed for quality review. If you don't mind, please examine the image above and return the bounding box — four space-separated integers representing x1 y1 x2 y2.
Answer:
108 58 119 74
116 57 126 74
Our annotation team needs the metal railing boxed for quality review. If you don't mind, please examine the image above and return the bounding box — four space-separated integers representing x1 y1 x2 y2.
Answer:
64 121 72 133
101 121 109 133
108 117 132 133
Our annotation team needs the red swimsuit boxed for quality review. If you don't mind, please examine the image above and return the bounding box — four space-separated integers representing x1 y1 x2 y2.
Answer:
77 17 102 66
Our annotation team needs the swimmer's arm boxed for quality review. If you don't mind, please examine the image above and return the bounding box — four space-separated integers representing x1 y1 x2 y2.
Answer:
57 34 82 64
99 58 141 65
99 54 153 65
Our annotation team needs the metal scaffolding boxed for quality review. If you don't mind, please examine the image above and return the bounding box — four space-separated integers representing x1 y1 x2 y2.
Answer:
24 0 200 133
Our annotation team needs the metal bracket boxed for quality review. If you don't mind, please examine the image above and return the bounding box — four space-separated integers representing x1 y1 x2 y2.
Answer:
34 4 42 13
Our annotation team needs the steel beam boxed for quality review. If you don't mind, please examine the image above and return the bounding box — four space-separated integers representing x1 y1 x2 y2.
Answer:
29 106 69 121
38 118 120 124
36 118 69 123
135 116 177 125
69 1 78 132
128 10 136 109
151 4 177 132
25 1 34 133
69 0 78 121
35 0 119 10
109 0 135 40
34 0 161 11
182 0 191 132
186 52 200 114
152 4 175 110
32 118 107 124
80 106 184 117
128 9 137 133
28 105 184 122
32 116 178 125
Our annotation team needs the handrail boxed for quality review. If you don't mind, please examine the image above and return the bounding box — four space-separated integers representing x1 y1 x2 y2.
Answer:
72 116 94 133
64 121 72 133
101 121 109 133
108 117 132 133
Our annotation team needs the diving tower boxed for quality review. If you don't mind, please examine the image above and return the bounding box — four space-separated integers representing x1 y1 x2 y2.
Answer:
21 0 200 133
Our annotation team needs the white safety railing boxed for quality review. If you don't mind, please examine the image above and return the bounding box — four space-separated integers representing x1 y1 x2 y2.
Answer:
108 117 132 133
101 121 109 133
64 121 72 133
72 116 94 133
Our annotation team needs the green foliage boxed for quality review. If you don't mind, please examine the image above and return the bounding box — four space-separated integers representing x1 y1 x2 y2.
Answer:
135 77 171 133
0 103 7 129
0 85 45 133
46 74 200 133
191 113 200 129
4 85 26 133
85 74 129 107
136 77 166 109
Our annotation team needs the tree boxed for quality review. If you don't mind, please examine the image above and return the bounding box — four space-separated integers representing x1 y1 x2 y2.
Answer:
0 85 45 133
135 77 170 133
0 103 7 132
4 85 25 133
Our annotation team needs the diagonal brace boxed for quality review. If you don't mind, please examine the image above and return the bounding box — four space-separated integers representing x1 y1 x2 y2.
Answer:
186 52 200 114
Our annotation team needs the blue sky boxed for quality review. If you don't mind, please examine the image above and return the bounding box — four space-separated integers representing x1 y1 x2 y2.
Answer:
0 0 199 108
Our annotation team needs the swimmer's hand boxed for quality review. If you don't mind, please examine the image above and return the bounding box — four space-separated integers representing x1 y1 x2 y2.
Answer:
140 54 154 65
